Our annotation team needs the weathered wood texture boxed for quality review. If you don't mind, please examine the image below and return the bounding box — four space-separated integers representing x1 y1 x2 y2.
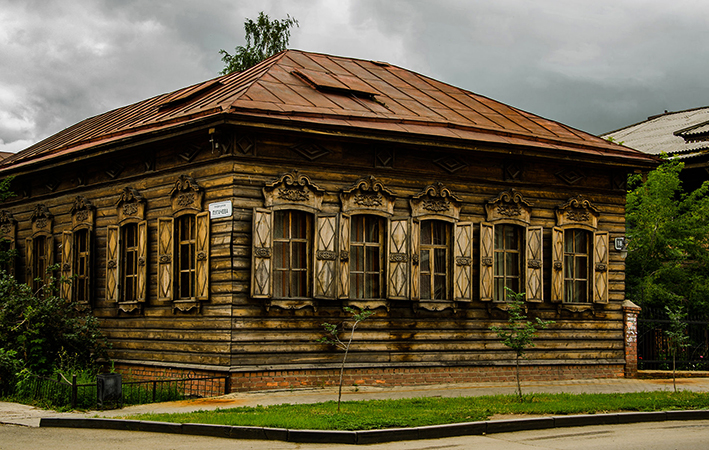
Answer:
1 128 632 372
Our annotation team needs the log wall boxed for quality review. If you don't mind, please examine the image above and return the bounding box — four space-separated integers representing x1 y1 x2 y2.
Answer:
1 125 633 387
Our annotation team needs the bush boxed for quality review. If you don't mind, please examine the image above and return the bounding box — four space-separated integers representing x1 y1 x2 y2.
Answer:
0 268 108 376
0 348 20 394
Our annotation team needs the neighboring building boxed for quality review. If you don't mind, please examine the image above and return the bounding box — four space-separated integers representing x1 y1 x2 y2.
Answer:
602 107 709 192
0 50 657 390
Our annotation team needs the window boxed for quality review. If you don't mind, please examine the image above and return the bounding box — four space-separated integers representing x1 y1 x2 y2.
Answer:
32 236 49 292
273 210 311 298
563 229 590 303
349 215 384 299
121 223 140 302
494 224 523 301
156 176 210 310
419 220 450 300
74 229 90 303
176 215 196 300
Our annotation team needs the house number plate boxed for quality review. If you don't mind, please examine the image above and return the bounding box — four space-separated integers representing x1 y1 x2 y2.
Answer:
209 200 232 219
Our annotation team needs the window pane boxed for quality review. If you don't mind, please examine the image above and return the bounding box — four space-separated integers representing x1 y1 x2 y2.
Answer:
434 248 446 274
366 274 379 299
434 275 446 299
564 255 573 278
432 222 446 245
352 246 364 271
421 221 431 245
293 270 307 297
351 216 363 242
506 253 519 277
274 271 286 297
291 211 307 239
274 242 289 269
351 273 363 298
421 274 431 300
575 256 587 279
292 242 307 269
365 216 379 243
575 230 587 252
274 211 286 239
366 246 379 272
564 231 574 252
420 249 430 272
494 226 503 250
505 226 519 250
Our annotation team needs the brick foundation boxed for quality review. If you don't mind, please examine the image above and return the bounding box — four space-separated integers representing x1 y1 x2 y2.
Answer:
228 364 624 392
111 362 625 394
110 363 230 397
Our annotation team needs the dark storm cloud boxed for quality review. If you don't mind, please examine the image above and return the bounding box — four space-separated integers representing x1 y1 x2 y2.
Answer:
2 0 709 151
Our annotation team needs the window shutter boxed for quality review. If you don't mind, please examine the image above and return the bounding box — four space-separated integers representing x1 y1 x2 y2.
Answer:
251 208 272 299
526 226 543 302
338 213 350 299
195 211 210 301
387 217 409 300
551 227 564 303
45 235 54 287
314 214 337 299
410 219 420 300
136 220 148 302
454 221 473 301
61 231 73 300
25 237 33 288
593 231 609 304
106 225 119 302
157 217 174 301
479 222 494 302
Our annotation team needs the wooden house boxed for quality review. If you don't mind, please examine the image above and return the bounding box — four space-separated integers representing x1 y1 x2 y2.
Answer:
0 50 658 390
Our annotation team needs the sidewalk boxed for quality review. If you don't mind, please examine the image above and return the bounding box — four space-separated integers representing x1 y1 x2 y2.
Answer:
3 376 709 428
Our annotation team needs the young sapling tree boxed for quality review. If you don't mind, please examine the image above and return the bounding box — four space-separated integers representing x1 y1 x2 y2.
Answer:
490 288 554 401
665 305 690 392
317 306 374 412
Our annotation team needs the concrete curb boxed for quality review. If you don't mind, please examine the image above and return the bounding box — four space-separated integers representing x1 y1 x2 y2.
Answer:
39 410 709 445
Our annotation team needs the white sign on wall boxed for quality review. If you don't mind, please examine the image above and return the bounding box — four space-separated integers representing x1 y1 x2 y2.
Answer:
209 200 232 219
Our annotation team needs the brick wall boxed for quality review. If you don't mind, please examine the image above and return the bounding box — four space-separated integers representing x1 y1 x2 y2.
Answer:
111 362 625 394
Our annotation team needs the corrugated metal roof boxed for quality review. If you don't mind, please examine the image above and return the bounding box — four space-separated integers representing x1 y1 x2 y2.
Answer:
601 107 709 160
2 50 655 170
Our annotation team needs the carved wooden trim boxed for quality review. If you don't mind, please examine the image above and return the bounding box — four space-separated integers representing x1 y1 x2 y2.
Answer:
30 204 53 235
340 175 395 216
263 169 324 211
71 196 95 230
556 195 600 229
170 175 203 214
410 182 461 220
485 188 533 225
116 187 146 223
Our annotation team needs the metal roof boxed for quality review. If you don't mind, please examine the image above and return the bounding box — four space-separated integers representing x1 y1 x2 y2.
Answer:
1 50 656 171
601 107 709 160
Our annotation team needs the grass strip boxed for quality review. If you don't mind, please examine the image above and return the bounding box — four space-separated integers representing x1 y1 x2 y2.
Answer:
121 391 709 431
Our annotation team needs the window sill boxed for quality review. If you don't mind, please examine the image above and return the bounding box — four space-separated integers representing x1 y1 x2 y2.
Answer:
558 303 593 313
414 300 455 312
266 298 317 311
117 301 142 314
343 299 389 311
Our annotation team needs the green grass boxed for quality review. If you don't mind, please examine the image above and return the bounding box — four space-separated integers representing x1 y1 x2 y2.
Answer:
122 391 709 431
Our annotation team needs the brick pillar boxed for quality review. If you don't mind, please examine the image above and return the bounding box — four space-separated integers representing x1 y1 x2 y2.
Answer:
623 299 641 378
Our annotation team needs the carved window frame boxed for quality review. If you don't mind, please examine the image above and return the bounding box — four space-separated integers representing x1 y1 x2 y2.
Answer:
157 175 210 313
107 187 148 314
480 189 543 303
252 170 331 311
408 182 469 312
0 210 17 276
338 176 394 310
26 204 54 293
551 195 609 305
61 196 95 304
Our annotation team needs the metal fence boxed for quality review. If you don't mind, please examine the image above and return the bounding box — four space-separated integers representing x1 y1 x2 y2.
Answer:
637 306 709 371
13 373 230 409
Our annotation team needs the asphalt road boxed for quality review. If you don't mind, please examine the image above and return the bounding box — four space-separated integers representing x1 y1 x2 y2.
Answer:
2 420 709 450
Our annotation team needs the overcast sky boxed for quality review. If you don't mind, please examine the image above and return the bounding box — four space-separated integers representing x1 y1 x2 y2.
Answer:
2 0 709 152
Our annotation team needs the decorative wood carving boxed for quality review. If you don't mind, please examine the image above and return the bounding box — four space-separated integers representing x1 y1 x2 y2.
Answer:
0 210 16 239
434 155 468 174
485 188 533 225
170 175 203 213
504 162 523 181
116 187 146 224
556 195 600 229
71 196 95 230
31 204 53 235
374 148 394 168
290 142 330 161
263 170 324 211
340 176 395 216
556 168 586 185
410 182 461 220
314 215 337 299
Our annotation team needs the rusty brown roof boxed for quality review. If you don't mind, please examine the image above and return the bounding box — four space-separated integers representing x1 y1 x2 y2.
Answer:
1 50 657 170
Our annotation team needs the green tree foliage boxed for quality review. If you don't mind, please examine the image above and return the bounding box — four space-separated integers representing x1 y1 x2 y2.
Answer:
318 307 374 412
219 12 299 74
0 266 108 378
625 158 709 316
490 289 554 401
